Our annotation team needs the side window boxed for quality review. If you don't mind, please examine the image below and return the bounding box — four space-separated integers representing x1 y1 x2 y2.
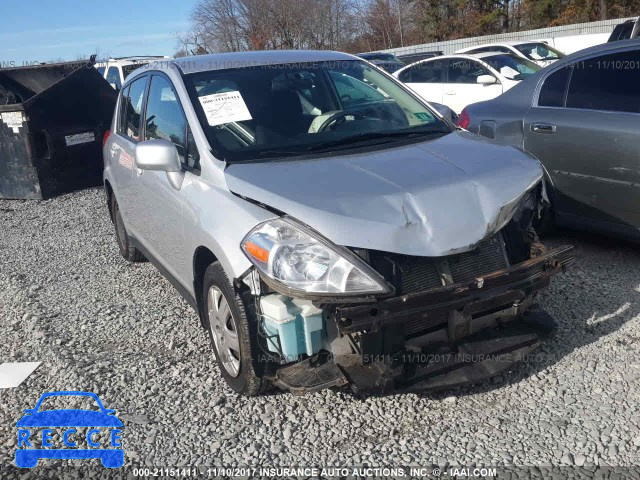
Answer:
106 66 121 90
116 84 130 136
96 66 105 76
399 60 444 83
118 76 148 142
566 50 640 113
538 66 571 107
144 75 190 166
446 59 491 84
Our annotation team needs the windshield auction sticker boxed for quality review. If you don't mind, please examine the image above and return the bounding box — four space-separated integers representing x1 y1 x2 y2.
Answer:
198 91 252 126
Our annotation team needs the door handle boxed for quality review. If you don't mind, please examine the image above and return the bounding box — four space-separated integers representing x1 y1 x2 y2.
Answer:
444 90 456 95
531 123 556 134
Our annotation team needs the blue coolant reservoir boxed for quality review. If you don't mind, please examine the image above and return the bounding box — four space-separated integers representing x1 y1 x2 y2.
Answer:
260 294 324 361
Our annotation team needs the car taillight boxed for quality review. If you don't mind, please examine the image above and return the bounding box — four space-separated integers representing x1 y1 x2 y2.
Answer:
102 130 111 147
457 108 470 130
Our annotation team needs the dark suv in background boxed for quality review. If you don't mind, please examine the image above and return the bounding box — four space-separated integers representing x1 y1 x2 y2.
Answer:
608 17 639 42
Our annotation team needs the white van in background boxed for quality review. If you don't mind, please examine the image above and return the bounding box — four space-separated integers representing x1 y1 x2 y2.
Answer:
95 56 171 90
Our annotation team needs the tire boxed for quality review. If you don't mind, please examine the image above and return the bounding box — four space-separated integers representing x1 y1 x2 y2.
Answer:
202 262 270 396
111 196 145 263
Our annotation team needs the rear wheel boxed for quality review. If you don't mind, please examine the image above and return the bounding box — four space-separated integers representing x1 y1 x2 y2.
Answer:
111 196 145 262
203 262 270 396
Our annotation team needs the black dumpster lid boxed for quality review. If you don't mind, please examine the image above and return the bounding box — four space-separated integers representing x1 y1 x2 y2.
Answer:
0 60 94 107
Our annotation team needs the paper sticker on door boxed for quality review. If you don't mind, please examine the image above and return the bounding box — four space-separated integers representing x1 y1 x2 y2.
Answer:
1 111 24 133
65 132 95 147
198 91 252 127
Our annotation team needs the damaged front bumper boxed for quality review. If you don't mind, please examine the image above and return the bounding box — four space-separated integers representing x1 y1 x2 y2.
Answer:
269 245 574 395
335 245 574 335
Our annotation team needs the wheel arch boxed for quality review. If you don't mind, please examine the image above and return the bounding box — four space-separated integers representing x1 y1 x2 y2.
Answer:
104 179 115 222
193 246 219 328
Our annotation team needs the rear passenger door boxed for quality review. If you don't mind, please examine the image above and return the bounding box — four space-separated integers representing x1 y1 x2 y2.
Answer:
524 48 640 233
134 74 199 282
397 59 445 106
110 75 149 235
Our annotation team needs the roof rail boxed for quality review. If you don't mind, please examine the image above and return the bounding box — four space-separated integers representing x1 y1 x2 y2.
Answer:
109 55 171 61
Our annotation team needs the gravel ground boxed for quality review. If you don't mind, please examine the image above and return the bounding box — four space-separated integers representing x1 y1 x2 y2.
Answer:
0 187 639 476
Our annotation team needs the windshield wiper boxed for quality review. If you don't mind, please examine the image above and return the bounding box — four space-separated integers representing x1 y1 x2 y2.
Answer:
305 128 451 152
253 127 451 159
258 148 308 158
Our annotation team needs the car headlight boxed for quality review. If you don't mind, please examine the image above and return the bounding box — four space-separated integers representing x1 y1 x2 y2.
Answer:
241 217 391 296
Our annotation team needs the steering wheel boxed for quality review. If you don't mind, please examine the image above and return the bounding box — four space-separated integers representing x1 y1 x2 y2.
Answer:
316 110 371 133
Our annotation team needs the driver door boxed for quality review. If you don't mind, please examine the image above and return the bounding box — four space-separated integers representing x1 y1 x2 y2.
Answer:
133 74 195 283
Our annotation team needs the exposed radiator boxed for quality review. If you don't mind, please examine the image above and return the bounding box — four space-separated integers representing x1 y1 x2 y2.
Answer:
375 234 509 338
448 234 509 284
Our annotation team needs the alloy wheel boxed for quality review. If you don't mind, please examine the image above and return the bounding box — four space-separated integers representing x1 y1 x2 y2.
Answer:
207 285 241 377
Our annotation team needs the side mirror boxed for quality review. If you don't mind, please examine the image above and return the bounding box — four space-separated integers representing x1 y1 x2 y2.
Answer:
135 139 182 173
477 75 497 85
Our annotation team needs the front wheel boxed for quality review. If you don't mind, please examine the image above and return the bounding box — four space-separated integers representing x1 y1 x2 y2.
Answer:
203 262 270 396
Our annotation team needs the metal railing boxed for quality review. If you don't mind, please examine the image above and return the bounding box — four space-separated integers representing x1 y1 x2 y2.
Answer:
381 17 635 56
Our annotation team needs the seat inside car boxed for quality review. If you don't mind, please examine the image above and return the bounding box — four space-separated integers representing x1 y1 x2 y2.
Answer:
254 77 311 144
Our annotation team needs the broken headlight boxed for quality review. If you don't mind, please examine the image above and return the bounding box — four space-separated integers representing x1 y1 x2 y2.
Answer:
241 217 390 296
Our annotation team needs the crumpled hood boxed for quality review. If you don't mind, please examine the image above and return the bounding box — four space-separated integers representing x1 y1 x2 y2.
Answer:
225 131 543 257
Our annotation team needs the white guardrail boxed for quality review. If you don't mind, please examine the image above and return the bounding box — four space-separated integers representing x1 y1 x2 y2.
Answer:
381 17 635 56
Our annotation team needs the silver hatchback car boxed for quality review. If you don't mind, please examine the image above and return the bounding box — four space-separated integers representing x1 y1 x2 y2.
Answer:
103 50 573 396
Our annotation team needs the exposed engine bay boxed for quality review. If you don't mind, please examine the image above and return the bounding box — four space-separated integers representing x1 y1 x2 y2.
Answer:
236 184 575 396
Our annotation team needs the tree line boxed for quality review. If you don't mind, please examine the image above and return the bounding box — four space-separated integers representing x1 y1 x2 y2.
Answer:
175 0 640 55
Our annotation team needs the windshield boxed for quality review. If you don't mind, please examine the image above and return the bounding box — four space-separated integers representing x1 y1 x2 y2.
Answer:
184 60 450 162
371 60 405 73
514 43 565 61
359 53 404 63
122 62 149 80
482 54 540 80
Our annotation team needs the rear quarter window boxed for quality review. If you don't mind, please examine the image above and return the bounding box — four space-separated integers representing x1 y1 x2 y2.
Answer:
538 66 571 107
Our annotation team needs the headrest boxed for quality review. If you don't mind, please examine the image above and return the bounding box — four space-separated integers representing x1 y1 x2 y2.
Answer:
271 76 313 93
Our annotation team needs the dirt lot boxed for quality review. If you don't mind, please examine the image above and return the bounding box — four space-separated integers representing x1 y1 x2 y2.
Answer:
1 187 639 475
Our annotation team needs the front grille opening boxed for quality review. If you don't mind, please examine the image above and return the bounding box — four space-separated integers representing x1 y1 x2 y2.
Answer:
367 233 510 338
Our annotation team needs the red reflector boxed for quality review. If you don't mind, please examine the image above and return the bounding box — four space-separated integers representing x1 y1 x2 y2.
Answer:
102 130 111 147
457 108 470 130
